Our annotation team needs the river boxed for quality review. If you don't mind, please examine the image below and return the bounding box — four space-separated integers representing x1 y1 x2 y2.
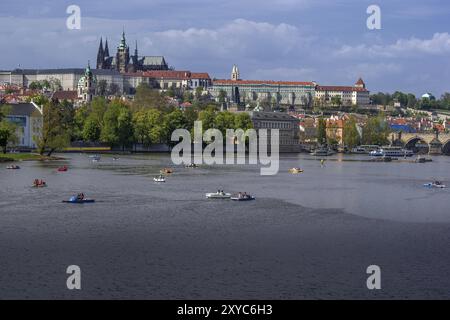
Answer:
0 153 449 299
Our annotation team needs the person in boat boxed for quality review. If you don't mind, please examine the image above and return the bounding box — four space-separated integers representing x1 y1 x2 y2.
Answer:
33 179 39 186
76 193 85 201
435 181 442 186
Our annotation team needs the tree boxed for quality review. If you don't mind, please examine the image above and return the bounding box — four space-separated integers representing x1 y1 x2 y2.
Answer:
0 120 17 153
218 90 226 104
317 117 327 145
36 99 71 156
101 100 134 150
234 112 253 131
133 83 166 110
214 111 235 138
330 96 342 108
108 83 120 96
362 116 390 146
82 117 101 142
96 80 108 96
195 86 204 100
163 109 188 147
343 116 360 148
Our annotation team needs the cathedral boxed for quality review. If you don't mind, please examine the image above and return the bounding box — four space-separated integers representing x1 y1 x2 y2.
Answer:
96 31 169 73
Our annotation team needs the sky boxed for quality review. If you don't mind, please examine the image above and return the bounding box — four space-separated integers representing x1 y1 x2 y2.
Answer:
0 0 449 96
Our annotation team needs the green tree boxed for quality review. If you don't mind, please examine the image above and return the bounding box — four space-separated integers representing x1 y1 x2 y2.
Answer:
218 90 226 104
101 100 134 150
234 112 253 131
163 109 188 147
362 116 390 145
133 83 166 110
147 109 165 144
214 111 235 137
343 117 360 148
330 96 342 107
195 86 204 100
36 99 71 156
96 80 108 96
317 117 327 145
82 117 101 142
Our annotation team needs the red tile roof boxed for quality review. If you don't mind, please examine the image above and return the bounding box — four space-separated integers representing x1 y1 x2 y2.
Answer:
125 70 211 80
213 79 315 86
316 85 368 92
52 90 78 100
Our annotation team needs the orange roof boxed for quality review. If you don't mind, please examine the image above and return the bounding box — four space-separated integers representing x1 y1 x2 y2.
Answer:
213 79 315 86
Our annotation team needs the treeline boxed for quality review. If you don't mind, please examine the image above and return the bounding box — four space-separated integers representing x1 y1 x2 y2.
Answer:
317 116 390 148
35 85 253 155
370 91 450 110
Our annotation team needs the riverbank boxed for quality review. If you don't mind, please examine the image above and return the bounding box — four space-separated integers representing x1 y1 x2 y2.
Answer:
0 153 65 162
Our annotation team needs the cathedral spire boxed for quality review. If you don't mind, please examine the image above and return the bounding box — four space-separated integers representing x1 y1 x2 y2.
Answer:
104 38 110 57
134 40 138 57
96 37 104 69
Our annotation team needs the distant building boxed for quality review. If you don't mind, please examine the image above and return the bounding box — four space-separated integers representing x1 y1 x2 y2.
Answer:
123 70 211 94
4 102 43 148
210 65 315 110
315 78 370 107
96 31 169 73
248 111 301 152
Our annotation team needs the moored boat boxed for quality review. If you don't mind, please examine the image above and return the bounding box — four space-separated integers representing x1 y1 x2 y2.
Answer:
311 147 334 156
370 147 414 158
57 165 68 172
6 165 20 170
289 168 304 174
206 191 231 199
231 193 255 201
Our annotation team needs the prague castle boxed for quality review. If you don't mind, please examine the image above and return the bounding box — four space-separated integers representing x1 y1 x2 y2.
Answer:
96 31 169 73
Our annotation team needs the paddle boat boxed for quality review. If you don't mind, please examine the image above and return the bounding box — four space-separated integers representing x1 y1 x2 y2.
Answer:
62 194 95 204
89 154 101 161
112 157 119 161
154 175 166 183
185 163 198 168
57 165 68 172
231 193 255 201
289 168 304 174
32 179 47 188
423 181 446 189
206 190 231 199
6 165 20 170
160 168 174 174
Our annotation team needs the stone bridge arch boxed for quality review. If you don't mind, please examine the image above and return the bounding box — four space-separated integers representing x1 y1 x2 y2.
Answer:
399 133 450 155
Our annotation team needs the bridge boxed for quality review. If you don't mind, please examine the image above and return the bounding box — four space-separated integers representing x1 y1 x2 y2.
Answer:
398 132 450 155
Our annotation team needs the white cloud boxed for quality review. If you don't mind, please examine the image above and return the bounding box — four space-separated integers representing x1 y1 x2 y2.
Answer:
336 33 450 59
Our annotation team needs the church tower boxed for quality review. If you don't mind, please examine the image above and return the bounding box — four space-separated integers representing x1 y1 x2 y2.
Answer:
96 37 104 69
78 62 97 103
355 78 366 89
116 30 130 73
231 65 240 81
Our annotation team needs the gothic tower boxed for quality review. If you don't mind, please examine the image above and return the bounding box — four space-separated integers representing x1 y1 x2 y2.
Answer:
96 37 104 69
104 38 110 57
116 30 130 73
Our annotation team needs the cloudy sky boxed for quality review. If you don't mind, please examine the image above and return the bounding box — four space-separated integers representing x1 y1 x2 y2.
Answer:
0 0 449 95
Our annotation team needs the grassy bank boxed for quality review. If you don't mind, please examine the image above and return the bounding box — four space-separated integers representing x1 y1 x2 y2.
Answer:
0 153 65 162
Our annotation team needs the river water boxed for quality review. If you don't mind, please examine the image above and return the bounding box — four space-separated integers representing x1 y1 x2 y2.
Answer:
0 153 449 299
